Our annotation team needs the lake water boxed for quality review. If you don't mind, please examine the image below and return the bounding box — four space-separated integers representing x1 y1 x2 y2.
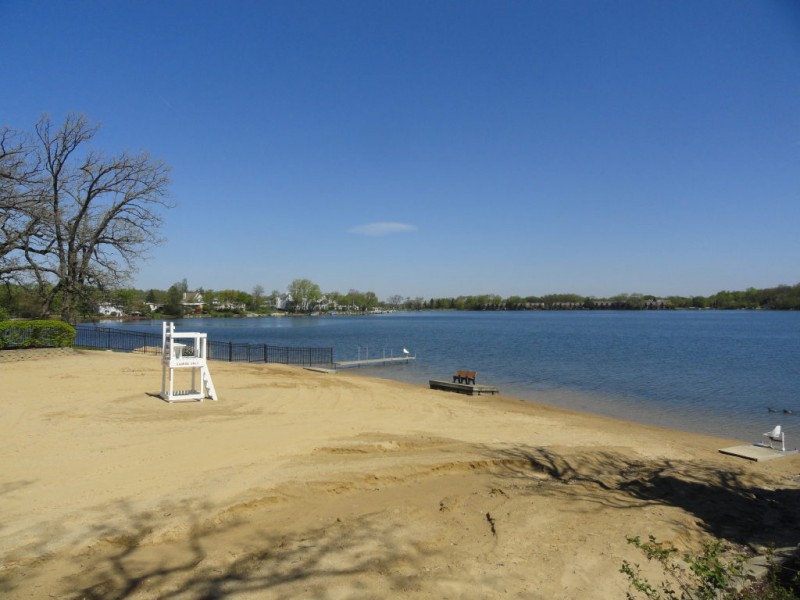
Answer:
86 311 800 442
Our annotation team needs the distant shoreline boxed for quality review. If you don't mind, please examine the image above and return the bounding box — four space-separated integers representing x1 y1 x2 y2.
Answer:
82 305 796 325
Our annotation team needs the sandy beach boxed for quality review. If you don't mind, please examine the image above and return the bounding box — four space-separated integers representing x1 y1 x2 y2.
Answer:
1 349 799 599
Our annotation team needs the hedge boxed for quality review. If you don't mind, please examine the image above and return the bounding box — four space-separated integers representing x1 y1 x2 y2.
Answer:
0 320 77 350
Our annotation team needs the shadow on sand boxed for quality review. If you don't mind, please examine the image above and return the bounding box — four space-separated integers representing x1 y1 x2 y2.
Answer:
494 446 800 550
4 445 799 598
53 499 435 600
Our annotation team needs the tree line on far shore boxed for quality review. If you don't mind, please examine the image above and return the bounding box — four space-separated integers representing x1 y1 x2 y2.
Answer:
2 279 799 323
422 284 800 311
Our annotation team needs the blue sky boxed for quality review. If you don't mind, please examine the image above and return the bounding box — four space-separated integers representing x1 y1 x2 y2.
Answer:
3 1 799 300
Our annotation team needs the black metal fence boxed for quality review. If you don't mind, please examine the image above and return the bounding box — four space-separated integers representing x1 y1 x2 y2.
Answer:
75 326 334 367
76 327 162 354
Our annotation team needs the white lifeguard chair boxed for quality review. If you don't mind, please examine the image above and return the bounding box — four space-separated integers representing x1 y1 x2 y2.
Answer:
160 322 217 402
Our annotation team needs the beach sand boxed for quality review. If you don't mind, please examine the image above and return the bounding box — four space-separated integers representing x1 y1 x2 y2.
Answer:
1 349 799 599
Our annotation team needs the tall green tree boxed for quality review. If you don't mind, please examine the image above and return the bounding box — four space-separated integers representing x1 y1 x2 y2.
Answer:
164 282 185 317
288 278 321 312
364 291 378 310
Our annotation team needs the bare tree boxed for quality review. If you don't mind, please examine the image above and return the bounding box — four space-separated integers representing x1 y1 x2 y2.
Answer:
251 284 265 310
0 125 46 279
2 114 173 323
386 294 404 308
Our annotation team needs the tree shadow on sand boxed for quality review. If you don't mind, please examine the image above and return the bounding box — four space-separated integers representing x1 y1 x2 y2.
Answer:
492 446 800 550
9 445 799 598
65 500 435 600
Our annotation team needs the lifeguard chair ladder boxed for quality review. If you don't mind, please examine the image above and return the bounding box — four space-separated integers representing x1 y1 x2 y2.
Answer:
160 322 217 402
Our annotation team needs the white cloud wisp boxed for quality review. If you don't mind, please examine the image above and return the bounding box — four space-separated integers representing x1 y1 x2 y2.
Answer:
348 222 418 237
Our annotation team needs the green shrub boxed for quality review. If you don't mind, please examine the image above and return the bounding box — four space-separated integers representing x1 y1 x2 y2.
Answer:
621 535 799 600
0 320 76 349
0 306 8 321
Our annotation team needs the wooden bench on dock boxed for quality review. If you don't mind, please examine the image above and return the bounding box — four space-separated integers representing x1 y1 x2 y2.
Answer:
453 370 476 385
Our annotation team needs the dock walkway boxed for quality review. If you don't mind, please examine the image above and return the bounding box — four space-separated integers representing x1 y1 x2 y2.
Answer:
334 356 416 369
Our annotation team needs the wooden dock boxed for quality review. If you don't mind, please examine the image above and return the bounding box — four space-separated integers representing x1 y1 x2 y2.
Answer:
719 444 798 462
429 380 499 396
335 356 416 369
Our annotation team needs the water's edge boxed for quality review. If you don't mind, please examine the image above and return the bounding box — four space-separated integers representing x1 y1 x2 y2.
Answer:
84 311 800 444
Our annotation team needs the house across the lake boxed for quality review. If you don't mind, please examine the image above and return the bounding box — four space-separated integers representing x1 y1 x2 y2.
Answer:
182 291 205 314
97 302 125 317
